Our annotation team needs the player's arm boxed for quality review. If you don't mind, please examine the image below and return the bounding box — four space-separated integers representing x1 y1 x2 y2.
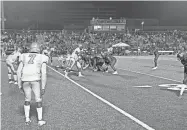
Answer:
17 61 23 89
41 63 47 90
40 56 48 95
17 54 24 88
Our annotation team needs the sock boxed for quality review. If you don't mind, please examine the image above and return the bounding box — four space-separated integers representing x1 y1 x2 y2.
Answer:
79 72 82 76
8 73 12 80
155 62 157 67
24 105 30 119
37 107 43 121
13 75 17 82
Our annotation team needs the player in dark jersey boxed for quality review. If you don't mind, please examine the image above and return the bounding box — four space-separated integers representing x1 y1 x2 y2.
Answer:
101 51 118 74
177 45 187 97
91 55 106 72
152 44 159 70
177 46 187 83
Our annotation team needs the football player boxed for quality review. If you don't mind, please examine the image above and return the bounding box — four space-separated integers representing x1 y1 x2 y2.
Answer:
107 46 113 55
17 42 49 126
91 55 105 72
42 47 52 65
177 45 187 97
6 47 22 84
50 47 54 65
152 43 159 70
65 44 84 77
101 51 118 74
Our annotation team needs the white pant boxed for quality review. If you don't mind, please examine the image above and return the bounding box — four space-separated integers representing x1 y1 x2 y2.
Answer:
22 81 42 102
6 60 16 74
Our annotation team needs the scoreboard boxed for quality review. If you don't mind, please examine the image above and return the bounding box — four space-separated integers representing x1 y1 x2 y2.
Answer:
89 18 126 32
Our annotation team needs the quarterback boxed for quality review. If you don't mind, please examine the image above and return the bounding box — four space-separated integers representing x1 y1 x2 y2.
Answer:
65 44 84 77
17 42 49 126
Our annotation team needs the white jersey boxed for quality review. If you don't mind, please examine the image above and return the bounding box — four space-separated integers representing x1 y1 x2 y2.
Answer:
6 51 21 63
19 53 49 81
107 47 113 54
66 54 71 60
50 48 55 51
42 49 50 56
71 47 81 61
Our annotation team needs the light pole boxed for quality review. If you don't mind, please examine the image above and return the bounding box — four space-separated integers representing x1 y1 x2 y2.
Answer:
1 1 6 31
141 21 144 31
109 17 112 32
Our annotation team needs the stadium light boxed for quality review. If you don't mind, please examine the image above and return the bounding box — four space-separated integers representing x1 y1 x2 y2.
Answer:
141 21 144 30
1 0 6 30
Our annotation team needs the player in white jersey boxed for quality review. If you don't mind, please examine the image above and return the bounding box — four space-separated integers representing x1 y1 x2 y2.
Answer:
42 47 50 56
17 42 48 126
42 47 52 65
107 47 113 55
6 47 22 84
65 44 84 77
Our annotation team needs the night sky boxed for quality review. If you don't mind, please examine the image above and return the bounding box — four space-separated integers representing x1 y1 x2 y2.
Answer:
3 1 187 29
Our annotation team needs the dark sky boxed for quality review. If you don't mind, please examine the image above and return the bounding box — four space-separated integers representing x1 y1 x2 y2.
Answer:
3 1 187 29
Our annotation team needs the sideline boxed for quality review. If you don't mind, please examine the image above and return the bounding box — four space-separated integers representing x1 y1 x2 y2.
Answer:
118 68 181 83
47 65 155 130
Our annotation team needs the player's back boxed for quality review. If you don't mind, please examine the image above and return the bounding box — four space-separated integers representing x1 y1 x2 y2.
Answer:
20 53 48 81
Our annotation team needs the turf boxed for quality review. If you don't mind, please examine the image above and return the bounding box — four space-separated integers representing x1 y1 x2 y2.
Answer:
1 55 187 130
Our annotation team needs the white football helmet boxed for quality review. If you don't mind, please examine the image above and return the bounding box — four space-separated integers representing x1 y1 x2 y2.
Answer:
29 42 41 53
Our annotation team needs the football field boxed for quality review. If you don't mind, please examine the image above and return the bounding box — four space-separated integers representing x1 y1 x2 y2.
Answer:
1 55 187 130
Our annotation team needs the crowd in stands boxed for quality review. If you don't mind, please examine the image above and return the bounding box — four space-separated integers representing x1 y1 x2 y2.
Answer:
1 29 187 56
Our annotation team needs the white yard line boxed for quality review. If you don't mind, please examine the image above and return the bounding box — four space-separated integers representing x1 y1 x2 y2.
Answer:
118 68 181 83
48 65 155 130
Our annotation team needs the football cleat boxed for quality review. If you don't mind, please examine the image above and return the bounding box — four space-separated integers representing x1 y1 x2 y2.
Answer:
14 82 18 85
25 118 31 125
38 120 46 126
113 71 118 75
152 67 157 70
78 74 84 77
9 80 14 84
